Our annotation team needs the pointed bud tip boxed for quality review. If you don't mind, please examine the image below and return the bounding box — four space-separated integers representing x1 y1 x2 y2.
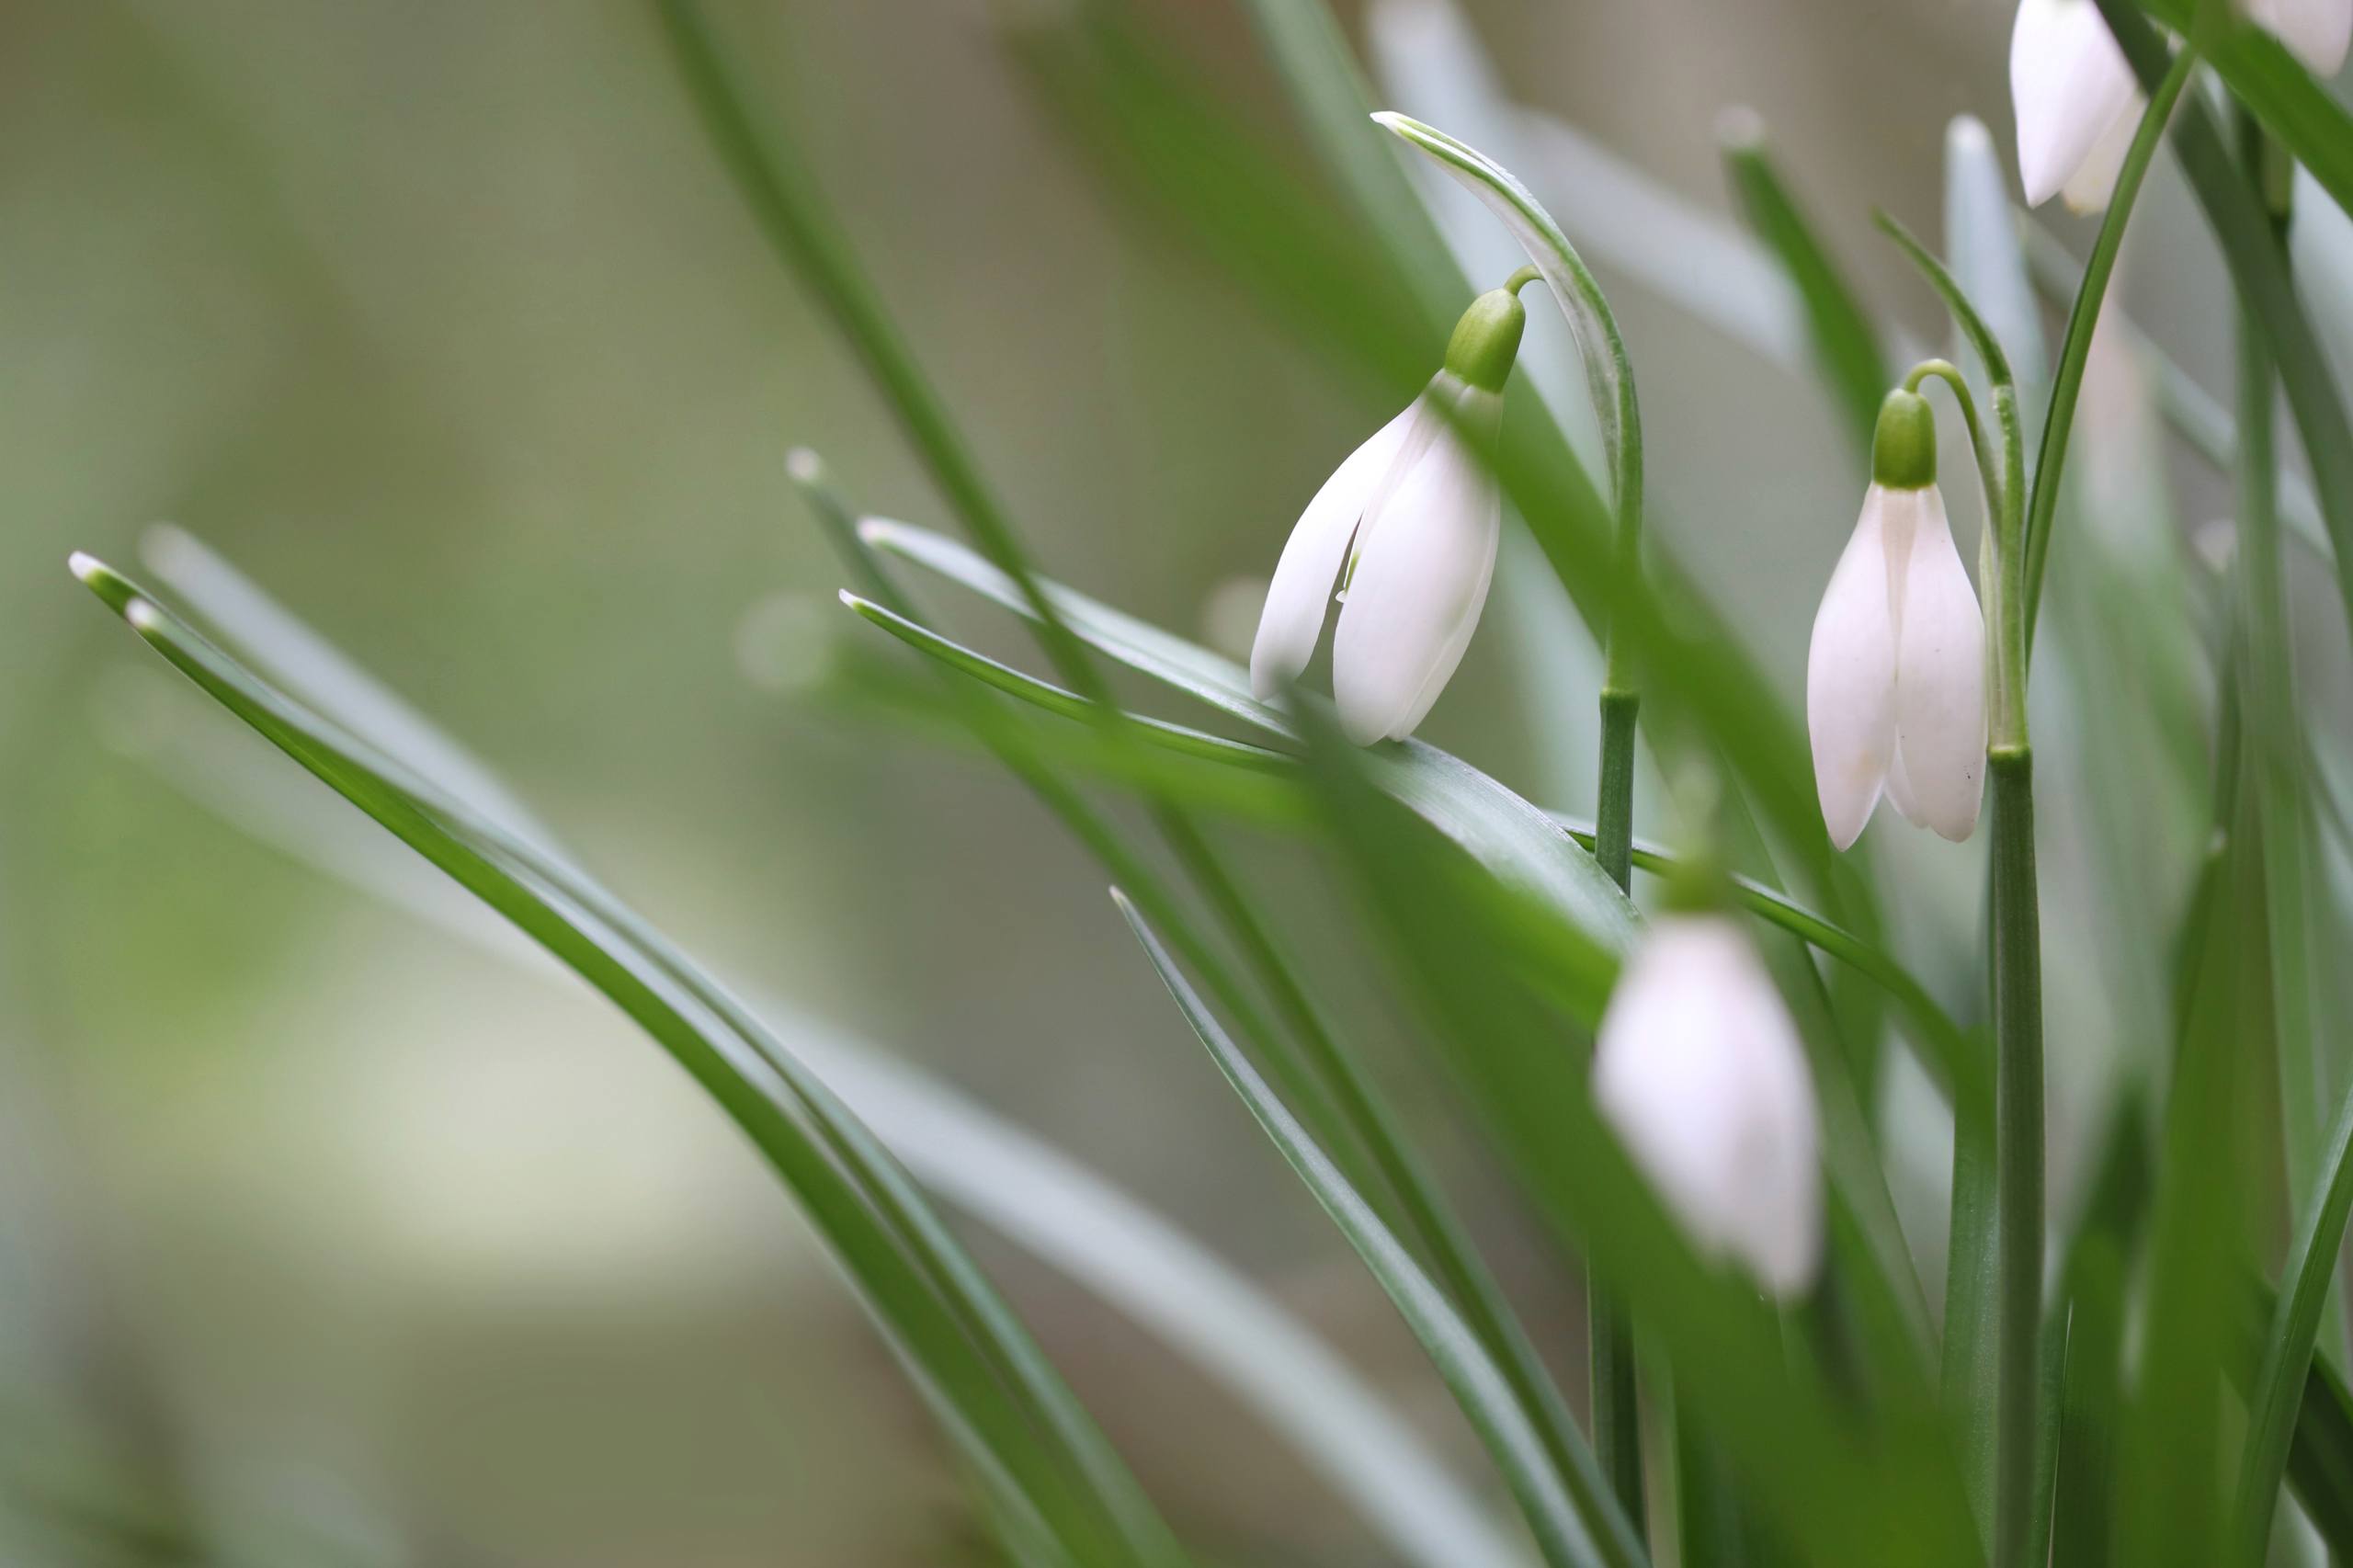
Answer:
66 550 100 583
1870 391 1938 488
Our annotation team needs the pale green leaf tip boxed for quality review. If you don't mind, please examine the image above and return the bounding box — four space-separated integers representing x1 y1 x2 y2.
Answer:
855 517 895 549
125 597 165 635
67 550 101 584
141 520 194 573
1715 104 1767 153
785 447 824 485
1947 113 1992 155
1108 885 1136 919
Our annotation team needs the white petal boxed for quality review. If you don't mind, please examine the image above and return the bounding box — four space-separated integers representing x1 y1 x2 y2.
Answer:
2012 0 2144 209
1884 744 1925 827
1806 485 1907 850
1593 916 1824 1299
2058 95 2142 213
1893 486 1987 842
1249 398 1426 702
1331 382 1504 744
2252 0 2353 74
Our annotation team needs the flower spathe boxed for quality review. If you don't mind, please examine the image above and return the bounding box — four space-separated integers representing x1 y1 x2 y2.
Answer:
1593 914 1823 1299
1807 391 1986 850
1250 285 1525 745
2011 0 2351 211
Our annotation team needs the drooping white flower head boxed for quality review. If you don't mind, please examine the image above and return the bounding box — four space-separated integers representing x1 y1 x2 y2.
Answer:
1250 285 1524 745
2011 0 2144 210
1593 914 1823 1299
2012 0 2349 210
1807 391 1986 850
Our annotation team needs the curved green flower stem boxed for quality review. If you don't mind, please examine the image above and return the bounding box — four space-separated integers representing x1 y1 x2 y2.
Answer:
2020 50 2196 653
1879 222 2040 1568
1372 109 1652 1535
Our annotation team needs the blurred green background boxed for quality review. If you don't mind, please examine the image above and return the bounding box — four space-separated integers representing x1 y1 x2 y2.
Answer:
0 0 2274 1562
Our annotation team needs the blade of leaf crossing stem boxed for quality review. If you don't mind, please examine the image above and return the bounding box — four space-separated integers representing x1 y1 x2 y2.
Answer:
2237 1083 2353 1563
831 567 1609 1527
2091 0 2353 638
67 559 1184 1568
1718 112 1890 456
1279 705 1983 1568
859 516 1986 1113
1115 892 1643 1568
857 518 1639 963
125 534 1528 1568
2133 0 2353 222
838 562 1993 1120
845 566 1942 1393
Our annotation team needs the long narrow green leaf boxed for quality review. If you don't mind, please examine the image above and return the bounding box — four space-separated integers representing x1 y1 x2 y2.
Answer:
1283 703 1980 1568
2020 51 2193 646
1376 111 1640 522
71 557 1182 1568
125 530 1526 1568
2137 0 2353 221
858 517 1638 966
1117 891 1643 1568
1720 114 1890 450
858 514 1988 1111
2238 1084 2353 1563
2093 0 2353 637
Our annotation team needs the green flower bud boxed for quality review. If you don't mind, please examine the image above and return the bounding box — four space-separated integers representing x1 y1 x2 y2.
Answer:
1441 287 1528 394
1870 389 1938 489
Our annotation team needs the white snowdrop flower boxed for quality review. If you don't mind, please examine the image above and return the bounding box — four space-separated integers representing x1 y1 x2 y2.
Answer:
2013 0 2348 211
2011 0 2145 211
1250 282 1527 745
1807 391 1987 850
1593 914 1823 1300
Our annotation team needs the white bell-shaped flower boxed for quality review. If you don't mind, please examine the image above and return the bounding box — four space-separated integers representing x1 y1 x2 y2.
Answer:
2011 0 2144 211
1593 914 1823 1300
2013 0 2350 211
1807 391 1986 850
1251 285 1524 745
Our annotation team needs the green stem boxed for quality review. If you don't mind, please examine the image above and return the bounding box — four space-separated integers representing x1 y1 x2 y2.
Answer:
1989 748 2046 1568
2021 51 2195 653
1588 312 1646 1542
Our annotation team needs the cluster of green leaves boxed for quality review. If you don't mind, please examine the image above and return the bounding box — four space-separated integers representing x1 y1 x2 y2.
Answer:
67 1 2353 1565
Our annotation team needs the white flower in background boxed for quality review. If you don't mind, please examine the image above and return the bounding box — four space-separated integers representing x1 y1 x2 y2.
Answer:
2012 0 2350 210
1807 391 1986 850
1593 915 1822 1299
2249 0 2353 76
1251 283 1527 745
2010 0 2144 210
